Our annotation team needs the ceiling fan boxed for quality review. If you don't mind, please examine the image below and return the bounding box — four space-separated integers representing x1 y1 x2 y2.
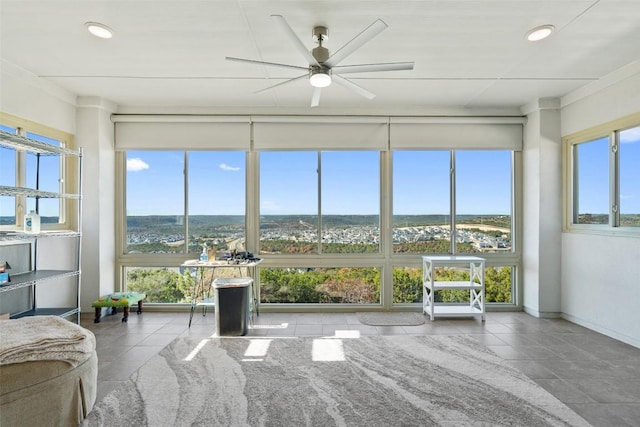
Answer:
226 15 414 107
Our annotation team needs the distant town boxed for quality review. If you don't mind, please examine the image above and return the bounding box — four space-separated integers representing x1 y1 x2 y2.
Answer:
123 214 512 253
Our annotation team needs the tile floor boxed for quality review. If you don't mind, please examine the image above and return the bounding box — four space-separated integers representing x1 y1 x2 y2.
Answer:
81 310 640 427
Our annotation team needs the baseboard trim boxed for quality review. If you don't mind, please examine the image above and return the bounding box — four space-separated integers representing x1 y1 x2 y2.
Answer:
561 313 640 348
523 306 561 319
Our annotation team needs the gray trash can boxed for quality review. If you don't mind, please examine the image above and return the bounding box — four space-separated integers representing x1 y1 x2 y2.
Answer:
213 277 252 336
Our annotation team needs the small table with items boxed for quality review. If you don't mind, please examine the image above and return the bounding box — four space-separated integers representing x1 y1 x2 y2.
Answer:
181 258 262 328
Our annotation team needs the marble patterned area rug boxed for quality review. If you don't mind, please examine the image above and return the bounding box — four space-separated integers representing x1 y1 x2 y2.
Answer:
356 312 426 326
84 335 590 427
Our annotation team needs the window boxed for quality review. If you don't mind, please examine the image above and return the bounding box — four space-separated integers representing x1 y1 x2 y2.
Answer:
392 150 513 254
0 119 70 229
455 150 512 253
115 117 521 309
392 265 513 304
619 126 640 227
125 151 246 256
126 151 185 254
0 125 17 226
393 151 451 254
321 151 379 254
573 137 609 224
0 125 17 185
260 152 318 255
392 149 516 305
25 132 62 223
121 150 246 302
259 151 380 255
566 115 640 232
258 150 381 305
260 267 380 304
124 266 193 304
188 151 246 256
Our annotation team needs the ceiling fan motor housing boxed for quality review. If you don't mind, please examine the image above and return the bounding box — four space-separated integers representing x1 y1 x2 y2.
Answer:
312 26 330 64
312 46 330 64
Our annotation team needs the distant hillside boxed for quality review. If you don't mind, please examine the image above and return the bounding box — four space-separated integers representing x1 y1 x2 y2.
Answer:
5 213 636 232
0 214 513 229
0 216 60 225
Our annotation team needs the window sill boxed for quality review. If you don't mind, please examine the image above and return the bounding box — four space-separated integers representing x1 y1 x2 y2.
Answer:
563 226 640 239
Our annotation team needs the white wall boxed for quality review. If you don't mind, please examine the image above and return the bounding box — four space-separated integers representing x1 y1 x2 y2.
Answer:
0 60 76 133
76 97 117 310
522 102 563 318
561 234 640 346
560 69 640 347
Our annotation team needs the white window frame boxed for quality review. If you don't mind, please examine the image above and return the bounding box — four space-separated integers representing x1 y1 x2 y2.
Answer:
0 113 72 231
563 112 640 237
115 149 249 295
113 115 523 309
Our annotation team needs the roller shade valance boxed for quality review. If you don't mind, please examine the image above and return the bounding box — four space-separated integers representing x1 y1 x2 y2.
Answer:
390 117 524 150
253 116 388 150
114 116 251 150
112 115 524 151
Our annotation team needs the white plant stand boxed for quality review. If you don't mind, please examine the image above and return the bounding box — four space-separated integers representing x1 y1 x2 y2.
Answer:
422 255 485 321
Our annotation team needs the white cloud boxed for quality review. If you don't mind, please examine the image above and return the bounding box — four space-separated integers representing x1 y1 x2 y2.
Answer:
620 127 640 144
219 163 240 171
127 157 149 172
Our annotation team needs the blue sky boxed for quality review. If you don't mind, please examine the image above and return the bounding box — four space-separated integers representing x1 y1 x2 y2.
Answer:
576 129 640 214
1 125 62 217
619 127 640 215
124 149 513 216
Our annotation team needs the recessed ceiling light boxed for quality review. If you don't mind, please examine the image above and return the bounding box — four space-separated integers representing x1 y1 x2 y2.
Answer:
526 24 555 42
85 22 114 39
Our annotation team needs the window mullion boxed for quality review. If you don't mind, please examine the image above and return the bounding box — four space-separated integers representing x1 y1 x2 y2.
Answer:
450 150 456 254
610 132 620 227
15 133 26 227
184 151 189 254
317 151 322 254
571 144 580 224
58 149 65 224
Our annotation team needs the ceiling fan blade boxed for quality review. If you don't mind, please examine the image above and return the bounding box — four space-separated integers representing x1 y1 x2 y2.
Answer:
271 15 320 67
332 74 376 100
254 74 308 94
332 62 414 74
324 19 388 68
311 87 322 107
226 56 309 71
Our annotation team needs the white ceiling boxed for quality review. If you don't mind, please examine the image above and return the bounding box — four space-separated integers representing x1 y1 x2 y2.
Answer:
2 0 640 111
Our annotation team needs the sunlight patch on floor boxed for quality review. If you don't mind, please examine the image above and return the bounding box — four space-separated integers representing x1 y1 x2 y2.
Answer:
242 339 272 361
333 330 360 339
184 338 209 361
249 323 289 329
312 338 345 362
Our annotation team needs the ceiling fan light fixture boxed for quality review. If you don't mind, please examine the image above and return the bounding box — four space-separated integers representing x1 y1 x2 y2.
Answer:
85 22 114 39
310 70 332 88
526 24 554 42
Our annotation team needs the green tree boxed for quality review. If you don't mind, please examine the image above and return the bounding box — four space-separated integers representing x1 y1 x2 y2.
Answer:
393 268 422 303
127 268 190 303
485 266 512 302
